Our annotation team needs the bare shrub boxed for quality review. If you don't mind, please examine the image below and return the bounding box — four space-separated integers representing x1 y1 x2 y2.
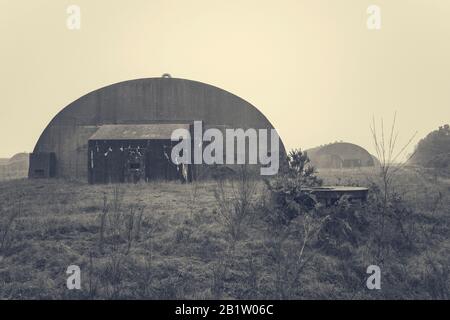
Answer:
262 149 328 298
370 114 419 260
263 208 327 299
370 115 416 215
95 185 146 298
98 186 144 256
187 172 203 219
101 252 127 299
213 165 259 243
210 165 262 298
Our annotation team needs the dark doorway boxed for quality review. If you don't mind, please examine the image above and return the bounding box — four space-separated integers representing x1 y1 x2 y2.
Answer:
88 139 189 184
124 146 146 183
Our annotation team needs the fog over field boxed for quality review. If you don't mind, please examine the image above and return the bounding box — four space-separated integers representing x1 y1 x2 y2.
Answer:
0 0 449 305
1 0 450 159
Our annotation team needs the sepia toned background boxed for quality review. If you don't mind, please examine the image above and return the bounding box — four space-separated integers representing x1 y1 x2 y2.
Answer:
0 0 449 159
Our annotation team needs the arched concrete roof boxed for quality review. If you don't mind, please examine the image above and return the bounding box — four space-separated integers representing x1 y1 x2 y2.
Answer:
306 142 377 168
33 77 285 178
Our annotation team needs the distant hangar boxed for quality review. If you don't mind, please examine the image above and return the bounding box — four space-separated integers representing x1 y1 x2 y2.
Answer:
306 142 378 169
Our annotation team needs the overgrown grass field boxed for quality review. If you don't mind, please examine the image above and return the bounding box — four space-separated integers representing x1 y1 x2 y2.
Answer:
0 166 449 299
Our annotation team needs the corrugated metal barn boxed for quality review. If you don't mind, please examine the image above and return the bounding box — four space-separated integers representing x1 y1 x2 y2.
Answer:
29 77 284 183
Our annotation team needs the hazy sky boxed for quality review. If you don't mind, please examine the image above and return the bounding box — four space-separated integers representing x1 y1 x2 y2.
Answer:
1 0 449 158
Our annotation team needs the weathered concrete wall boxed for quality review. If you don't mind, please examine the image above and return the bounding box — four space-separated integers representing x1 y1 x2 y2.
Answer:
32 78 285 180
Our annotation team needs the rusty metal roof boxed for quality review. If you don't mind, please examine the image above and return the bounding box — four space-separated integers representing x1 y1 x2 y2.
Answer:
89 124 191 140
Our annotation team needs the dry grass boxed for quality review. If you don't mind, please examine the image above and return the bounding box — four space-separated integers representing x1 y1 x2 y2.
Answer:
0 167 449 299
